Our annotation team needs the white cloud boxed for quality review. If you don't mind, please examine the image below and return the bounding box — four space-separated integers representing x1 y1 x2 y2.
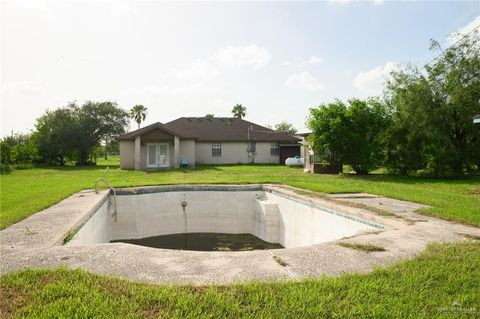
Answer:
120 83 226 100
307 56 323 64
447 15 480 46
285 72 325 92
298 55 323 67
173 59 220 81
110 1 132 17
10 0 48 11
1 81 69 135
327 0 353 5
353 61 396 97
211 45 271 69
1 81 45 98
281 61 291 66
172 45 271 81
327 0 384 6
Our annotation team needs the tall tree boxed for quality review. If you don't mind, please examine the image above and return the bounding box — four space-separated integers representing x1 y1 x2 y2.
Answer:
231 104 246 119
307 100 349 172
385 31 480 175
130 105 148 129
275 121 298 135
34 104 81 166
307 98 390 175
80 101 129 160
34 101 129 165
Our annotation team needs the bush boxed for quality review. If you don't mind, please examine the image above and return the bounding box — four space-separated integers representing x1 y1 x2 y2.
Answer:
307 98 390 175
0 133 39 167
0 163 12 175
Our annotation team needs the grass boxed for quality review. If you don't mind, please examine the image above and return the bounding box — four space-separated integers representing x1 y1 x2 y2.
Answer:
338 242 386 252
1 158 479 229
1 242 479 318
1 158 479 317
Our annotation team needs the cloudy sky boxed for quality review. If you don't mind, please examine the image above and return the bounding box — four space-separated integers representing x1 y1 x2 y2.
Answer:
1 0 479 136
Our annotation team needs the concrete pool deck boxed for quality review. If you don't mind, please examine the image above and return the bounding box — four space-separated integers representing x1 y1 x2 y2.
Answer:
1 184 479 285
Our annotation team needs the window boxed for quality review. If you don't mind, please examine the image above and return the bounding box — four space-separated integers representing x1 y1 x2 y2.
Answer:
270 143 279 155
212 143 221 157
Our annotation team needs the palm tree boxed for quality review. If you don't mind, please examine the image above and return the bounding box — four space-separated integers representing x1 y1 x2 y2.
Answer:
231 104 246 119
129 105 148 129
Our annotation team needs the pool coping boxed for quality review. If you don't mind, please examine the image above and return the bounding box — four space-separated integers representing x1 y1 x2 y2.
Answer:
1 184 479 285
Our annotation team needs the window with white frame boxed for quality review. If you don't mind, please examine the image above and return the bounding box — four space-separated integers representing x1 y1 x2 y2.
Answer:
270 143 280 155
212 143 222 157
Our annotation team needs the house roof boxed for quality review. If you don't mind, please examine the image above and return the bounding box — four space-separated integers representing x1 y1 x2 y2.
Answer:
296 132 311 137
118 117 300 143
117 122 188 140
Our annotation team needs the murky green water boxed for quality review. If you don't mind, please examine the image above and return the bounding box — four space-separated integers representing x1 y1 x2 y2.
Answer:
111 233 283 251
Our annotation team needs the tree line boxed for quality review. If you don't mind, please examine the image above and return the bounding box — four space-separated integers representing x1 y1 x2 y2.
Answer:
307 32 480 176
0 100 297 173
0 102 149 173
2 32 477 176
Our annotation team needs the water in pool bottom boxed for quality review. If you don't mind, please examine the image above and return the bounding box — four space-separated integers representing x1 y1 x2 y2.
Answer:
111 233 283 251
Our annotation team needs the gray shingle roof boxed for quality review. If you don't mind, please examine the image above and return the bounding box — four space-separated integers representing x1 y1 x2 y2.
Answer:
117 122 187 140
118 117 300 143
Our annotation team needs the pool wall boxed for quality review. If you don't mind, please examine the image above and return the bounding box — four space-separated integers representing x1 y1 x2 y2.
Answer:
265 192 379 247
67 185 380 248
68 199 110 246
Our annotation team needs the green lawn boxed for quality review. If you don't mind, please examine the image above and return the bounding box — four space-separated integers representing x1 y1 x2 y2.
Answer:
1 241 479 318
1 160 480 317
1 159 479 229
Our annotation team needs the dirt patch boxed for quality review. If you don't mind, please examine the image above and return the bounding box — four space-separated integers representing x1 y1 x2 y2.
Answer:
338 242 386 252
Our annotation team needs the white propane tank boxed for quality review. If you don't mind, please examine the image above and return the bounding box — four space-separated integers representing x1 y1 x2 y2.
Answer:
285 157 304 166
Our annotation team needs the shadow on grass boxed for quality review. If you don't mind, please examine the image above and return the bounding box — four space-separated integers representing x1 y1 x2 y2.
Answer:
41 164 120 171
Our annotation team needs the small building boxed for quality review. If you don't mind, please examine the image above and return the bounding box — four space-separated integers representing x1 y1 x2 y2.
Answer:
117 117 300 169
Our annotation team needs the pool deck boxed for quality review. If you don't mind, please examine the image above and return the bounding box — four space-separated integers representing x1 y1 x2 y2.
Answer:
1 184 479 285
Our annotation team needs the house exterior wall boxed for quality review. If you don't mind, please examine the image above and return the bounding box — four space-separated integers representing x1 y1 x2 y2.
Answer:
121 137 288 169
179 139 196 168
120 141 135 169
195 142 280 165
120 139 193 169
253 142 281 164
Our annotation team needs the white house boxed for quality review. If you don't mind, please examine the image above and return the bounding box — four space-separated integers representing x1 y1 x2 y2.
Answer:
117 117 300 169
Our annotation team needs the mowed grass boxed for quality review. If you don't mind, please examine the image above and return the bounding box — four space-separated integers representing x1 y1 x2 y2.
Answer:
1 242 479 318
0 158 479 229
1 159 479 317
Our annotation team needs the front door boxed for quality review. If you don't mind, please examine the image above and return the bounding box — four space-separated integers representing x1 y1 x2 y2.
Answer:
147 143 170 168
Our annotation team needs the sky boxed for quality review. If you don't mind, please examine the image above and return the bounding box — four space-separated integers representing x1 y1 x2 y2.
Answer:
1 0 479 136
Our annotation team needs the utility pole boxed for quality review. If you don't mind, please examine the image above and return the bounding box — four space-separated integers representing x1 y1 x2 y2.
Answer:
247 126 256 164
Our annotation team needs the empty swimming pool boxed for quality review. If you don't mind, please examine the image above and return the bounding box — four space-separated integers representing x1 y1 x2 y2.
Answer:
66 184 383 250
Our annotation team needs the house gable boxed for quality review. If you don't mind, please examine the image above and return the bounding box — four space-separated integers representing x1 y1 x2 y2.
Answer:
140 128 174 142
